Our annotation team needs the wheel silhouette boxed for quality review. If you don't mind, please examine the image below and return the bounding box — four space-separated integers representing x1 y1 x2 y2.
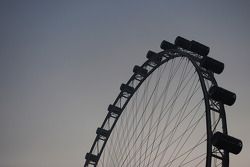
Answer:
84 37 242 167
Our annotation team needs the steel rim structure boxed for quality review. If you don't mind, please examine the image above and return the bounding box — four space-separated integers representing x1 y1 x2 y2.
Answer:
84 37 242 167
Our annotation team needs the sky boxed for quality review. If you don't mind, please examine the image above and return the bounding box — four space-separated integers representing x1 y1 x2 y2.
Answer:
0 0 250 167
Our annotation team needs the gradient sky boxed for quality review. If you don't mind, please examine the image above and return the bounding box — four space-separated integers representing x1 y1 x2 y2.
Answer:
0 1 250 167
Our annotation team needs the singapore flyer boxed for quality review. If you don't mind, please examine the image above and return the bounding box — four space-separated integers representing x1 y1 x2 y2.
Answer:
84 36 242 167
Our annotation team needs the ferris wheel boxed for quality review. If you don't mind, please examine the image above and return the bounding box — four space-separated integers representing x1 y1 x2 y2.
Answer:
84 36 242 167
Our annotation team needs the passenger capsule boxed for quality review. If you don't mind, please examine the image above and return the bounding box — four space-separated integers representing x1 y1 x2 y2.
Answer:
200 56 224 74
160 40 176 50
209 86 236 106
146 50 162 64
120 84 135 94
96 128 110 138
133 65 148 77
212 132 243 155
190 40 210 56
85 153 99 163
174 36 190 50
108 104 122 116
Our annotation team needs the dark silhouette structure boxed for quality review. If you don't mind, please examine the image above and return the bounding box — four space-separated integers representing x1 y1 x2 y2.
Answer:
84 36 242 167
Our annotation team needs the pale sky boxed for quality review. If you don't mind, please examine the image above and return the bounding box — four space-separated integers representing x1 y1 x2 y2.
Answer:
0 0 250 167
